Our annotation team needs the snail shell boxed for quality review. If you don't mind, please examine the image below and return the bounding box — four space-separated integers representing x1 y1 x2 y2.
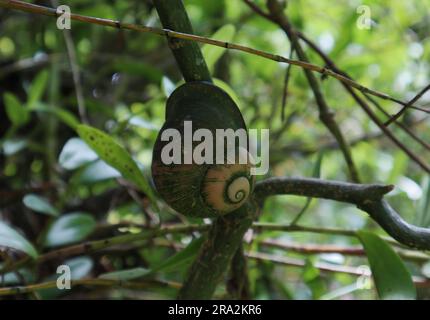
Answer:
152 82 254 218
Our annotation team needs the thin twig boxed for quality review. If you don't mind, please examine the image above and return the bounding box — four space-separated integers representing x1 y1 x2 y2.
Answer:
50 0 88 123
263 0 360 182
0 278 181 296
242 0 430 172
0 53 58 79
247 251 370 276
295 30 430 153
0 0 425 112
294 30 430 172
363 94 430 152
258 238 430 262
281 49 294 122
253 222 403 247
1 220 413 275
385 83 430 126
246 252 430 287
0 224 208 275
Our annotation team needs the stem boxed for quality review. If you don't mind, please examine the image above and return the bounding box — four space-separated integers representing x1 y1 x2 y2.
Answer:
0 224 206 274
384 83 430 126
296 33 430 171
1 220 414 275
152 0 211 82
242 0 430 174
257 238 430 262
52 0 88 123
254 177 394 203
266 0 360 182
227 244 251 299
0 278 181 297
246 252 430 287
0 0 427 111
254 177 430 250
178 205 255 300
152 0 254 300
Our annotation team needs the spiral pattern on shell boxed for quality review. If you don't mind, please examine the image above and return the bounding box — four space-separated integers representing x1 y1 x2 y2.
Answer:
202 163 253 214
228 177 250 203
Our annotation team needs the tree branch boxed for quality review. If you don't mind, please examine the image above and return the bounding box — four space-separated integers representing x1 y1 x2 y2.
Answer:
265 0 360 182
246 252 430 288
152 0 211 82
254 177 430 250
258 238 430 262
0 224 207 275
385 83 430 126
254 177 393 203
177 205 256 300
294 31 430 169
0 0 426 112
152 0 255 300
242 0 430 174
0 278 180 297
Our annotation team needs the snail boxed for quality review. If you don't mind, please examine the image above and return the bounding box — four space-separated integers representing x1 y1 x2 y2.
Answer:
152 81 254 218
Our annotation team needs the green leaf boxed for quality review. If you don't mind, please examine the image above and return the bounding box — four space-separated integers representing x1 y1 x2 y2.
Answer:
23 194 59 216
44 212 97 247
76 124 158 209
3 92 29 127
302 258 326 299
202 24 236 72
37 256 93 299
1 268 35 285
358 231 416 300
78 159 121 183
33 104 79 130
2 138 27 155
64 256 94 279
59 138 98 170
0 221 38 258
148 236 205 275
27 70 49 108
100 237 204 281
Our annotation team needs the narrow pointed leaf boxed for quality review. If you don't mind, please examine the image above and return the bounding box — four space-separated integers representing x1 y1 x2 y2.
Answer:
76 125 158 209
0 221 38 259
23 194 59 216
3 92 29 127
44 212 97 247
358 231 416 300
27 70 49 108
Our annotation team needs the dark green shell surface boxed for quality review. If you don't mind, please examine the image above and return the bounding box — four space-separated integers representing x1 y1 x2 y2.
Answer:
152 82 252 218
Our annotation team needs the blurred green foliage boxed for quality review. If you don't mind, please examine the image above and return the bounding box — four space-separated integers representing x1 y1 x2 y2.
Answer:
0 0 430 300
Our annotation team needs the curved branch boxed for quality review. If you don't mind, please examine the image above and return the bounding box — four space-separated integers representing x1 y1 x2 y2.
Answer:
152 0 253 300
254 177 430 250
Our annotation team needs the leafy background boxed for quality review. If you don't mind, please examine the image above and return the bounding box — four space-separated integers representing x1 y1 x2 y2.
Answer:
0 0 430 299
